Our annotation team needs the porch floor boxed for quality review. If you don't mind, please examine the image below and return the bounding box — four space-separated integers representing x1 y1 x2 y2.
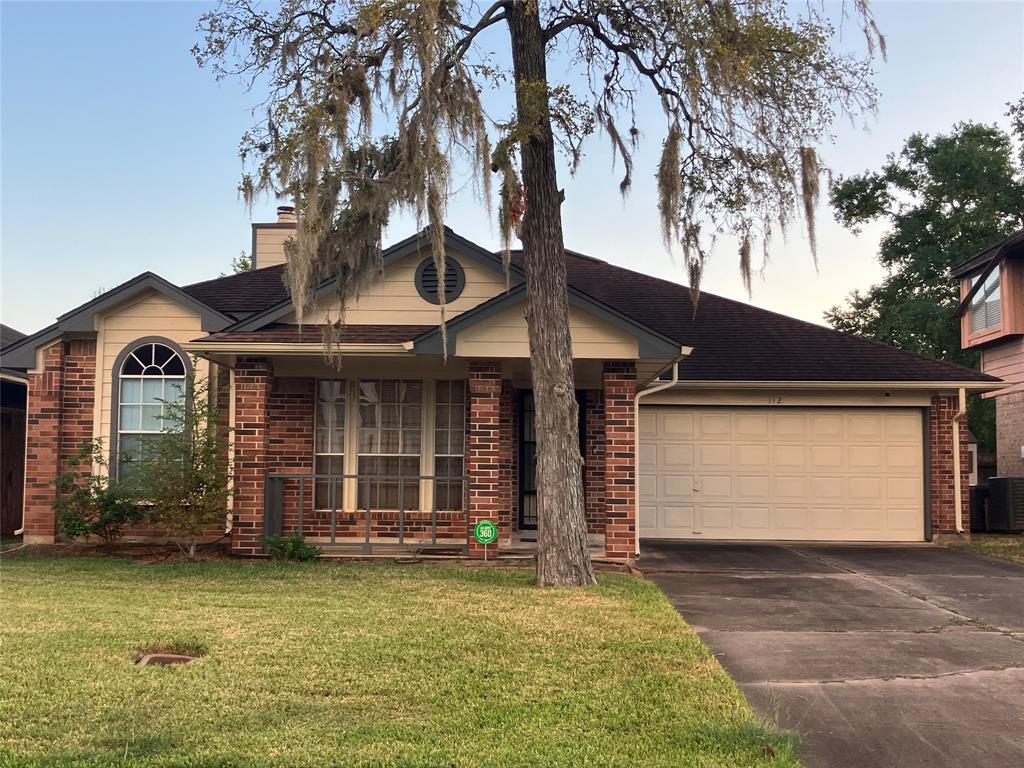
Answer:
308 532 607 559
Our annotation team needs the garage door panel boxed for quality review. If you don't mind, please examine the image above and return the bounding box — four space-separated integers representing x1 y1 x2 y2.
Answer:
640 406 924 542
736 444 770 467
699 444 731 467
663 506 695 530
662 475 695 498
699 506 734 529
663 443 695 467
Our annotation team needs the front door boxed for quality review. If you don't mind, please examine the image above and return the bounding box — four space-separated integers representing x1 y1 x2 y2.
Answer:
518 391 586 531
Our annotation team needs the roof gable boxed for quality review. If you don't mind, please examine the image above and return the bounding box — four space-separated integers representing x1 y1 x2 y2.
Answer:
0 272 232 370
226 227 525 333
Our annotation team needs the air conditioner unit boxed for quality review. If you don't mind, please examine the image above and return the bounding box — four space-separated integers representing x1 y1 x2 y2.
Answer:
987 477 1024 533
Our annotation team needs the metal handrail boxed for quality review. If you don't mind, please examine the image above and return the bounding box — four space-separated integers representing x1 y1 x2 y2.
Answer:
264 472 470 555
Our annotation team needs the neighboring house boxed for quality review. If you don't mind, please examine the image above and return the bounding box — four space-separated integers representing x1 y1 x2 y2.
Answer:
0 209 1004 558
952 229 1024 477
1 324 28 537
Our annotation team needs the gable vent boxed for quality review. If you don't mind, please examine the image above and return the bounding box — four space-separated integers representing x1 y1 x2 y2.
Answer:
415 257 465 304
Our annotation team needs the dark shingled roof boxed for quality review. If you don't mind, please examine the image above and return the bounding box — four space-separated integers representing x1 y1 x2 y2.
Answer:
183 266 291 315
177 243 996 384
198 324 433 345
512 251 996 383
1 324 26 349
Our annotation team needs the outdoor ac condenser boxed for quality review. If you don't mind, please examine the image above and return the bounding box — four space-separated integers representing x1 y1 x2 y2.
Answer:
987 477 1024 533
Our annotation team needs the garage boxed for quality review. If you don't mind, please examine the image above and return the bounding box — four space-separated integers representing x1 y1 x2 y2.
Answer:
638 406 926 542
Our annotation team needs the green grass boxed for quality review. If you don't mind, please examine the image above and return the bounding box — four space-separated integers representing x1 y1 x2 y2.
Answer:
0 555 796 768
0 535 23 552
950 533 1024 566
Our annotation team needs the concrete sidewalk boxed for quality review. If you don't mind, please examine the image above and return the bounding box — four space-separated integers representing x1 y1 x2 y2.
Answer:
640 541 1024 768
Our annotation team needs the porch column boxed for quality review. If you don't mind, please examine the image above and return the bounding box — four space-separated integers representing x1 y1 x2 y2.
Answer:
467 361 511 556
231 357 272 556
603 361 636 560
22 343 64 544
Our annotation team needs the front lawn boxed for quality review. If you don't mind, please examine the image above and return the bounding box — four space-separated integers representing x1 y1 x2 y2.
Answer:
0 555 795 767
950 533 1024 566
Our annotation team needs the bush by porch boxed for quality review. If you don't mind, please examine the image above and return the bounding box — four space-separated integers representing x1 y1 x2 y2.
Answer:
1 555 796 766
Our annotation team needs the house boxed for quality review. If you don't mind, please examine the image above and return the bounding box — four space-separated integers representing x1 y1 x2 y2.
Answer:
952 229 1024 477
1 324 28 537
0 209 1004 559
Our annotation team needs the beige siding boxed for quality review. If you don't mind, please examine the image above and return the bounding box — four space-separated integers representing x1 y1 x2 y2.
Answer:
455 302 639 359
253 225 295 269
94 290 208 463
281 251 513 325
982 338 1024 387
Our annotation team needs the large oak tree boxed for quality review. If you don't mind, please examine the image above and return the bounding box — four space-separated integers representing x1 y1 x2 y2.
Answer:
196 0 881 586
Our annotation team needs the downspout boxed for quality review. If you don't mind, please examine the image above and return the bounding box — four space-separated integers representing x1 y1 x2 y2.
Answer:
633 351 690 557
952 387 967 534
13 384 29 536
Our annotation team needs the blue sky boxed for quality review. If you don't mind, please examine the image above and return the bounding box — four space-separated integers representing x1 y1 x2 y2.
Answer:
2 1 1022 335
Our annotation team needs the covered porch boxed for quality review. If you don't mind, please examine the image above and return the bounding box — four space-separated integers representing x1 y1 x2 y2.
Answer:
186 345 645 560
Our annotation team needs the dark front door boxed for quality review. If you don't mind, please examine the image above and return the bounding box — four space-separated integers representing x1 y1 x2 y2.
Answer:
518 390 586 531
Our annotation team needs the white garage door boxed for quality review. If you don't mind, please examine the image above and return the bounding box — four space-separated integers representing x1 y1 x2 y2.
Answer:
638 407 925 542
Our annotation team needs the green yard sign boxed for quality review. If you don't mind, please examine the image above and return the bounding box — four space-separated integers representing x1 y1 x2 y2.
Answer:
473 520 498 546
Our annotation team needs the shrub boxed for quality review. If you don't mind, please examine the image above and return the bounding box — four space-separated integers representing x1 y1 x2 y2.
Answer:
263 533 321 562
54 440 143 545
132 369 232 559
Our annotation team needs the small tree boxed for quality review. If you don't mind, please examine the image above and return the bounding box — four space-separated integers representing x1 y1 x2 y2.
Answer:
134 369 232 559
54 440 144 545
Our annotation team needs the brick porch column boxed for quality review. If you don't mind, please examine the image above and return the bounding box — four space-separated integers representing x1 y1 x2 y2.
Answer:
467 361 510 556
603 362 636 560
23 344 64 544
231 357 272 555
929 394 971 540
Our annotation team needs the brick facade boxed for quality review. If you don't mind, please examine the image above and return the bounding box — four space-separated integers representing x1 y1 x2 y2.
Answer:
231 357 272 555
583 389 605 535
996 391 1024 477
603 362 636 559
929 394 972 538
466 361 511 557
22 340 98 543
23 344 66 542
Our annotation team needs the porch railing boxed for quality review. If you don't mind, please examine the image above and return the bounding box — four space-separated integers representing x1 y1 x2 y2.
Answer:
264 472 470 555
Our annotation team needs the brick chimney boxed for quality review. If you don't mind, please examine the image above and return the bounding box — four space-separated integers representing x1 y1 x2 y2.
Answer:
251 206 297 269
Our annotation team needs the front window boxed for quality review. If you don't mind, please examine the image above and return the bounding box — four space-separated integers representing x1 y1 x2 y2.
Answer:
117 341 186 477
357 380 422 509
314 381 346 510
433 381 466 511
970 269 1001 333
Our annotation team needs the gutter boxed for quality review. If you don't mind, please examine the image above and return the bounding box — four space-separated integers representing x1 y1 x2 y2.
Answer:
953 387 967 534
632 350 690 557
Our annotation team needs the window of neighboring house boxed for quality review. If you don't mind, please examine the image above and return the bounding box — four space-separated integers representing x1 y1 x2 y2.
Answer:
357 379 422 509
970 269 1001 333
433 381 466 511
314 380 346 510
116 341 187 478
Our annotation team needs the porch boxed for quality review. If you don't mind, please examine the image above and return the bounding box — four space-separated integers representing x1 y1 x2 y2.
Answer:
224 355 639 560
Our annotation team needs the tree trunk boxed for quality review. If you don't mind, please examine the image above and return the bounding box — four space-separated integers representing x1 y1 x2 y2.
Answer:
506 2 596 587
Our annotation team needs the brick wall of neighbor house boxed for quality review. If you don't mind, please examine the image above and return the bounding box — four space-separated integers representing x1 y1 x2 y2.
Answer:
996 392 1024 476
231 357 272 555
929 394 972 538
603 362 636 559
584 389 605 535
467 361 511 556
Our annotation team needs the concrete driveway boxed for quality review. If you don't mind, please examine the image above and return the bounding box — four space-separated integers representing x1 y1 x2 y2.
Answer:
639 541 1024 767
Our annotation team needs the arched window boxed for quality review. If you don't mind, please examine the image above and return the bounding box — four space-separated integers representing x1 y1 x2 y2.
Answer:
113 339 189 477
